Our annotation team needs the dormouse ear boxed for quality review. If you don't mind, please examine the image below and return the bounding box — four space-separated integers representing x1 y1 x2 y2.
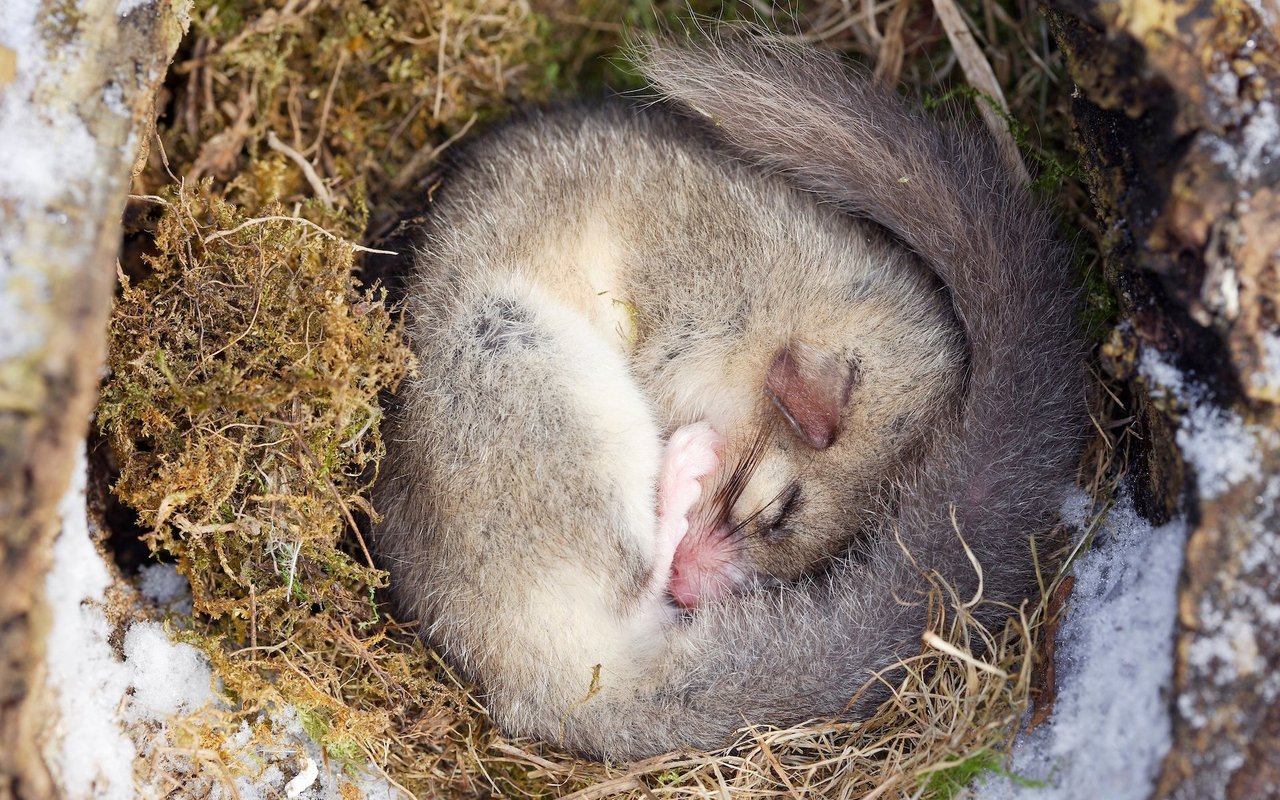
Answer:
764 345 858 450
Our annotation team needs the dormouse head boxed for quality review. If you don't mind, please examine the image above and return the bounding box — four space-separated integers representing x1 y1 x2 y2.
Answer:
668 343 890 607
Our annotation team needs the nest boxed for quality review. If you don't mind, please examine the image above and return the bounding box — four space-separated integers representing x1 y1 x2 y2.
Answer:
95 0 1117 796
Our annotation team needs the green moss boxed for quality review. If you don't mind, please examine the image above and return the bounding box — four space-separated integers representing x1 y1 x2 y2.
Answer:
1080 248 1120 343
296 705 332 745
521 0 762 96
923 84 1083 195
920 748 1045 798
151 0 556 215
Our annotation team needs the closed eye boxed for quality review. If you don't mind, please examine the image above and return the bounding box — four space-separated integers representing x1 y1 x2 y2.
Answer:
762 483 802 541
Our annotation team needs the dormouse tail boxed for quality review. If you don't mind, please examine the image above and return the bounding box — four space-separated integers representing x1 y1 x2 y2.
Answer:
635 32 1086 601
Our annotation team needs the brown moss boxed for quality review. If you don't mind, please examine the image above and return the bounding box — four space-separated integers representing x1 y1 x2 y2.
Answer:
98 183 444 773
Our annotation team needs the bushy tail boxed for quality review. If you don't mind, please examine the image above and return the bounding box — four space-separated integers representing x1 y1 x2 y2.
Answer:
558 32 1088 759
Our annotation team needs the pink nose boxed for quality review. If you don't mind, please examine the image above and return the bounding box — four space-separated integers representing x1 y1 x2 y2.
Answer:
668 564 704 609
667 525 739 608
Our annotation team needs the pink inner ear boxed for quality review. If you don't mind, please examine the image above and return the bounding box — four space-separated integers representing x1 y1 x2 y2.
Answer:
764 347 856 450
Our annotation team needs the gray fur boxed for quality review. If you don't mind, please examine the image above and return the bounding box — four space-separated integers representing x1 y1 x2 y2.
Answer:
373 31 1085 759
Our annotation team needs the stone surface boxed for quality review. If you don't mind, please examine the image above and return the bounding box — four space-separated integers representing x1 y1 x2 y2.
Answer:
1050 1 1280 798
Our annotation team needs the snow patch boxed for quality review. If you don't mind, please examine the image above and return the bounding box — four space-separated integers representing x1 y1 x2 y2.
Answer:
102 80 129 117
117 0 152 17
1239 100 1279 182
1177 474 1280 733
1207 65 1239 104
208 707 406 800
1140 348 1267 498
138 561 194 614
1203 94 1279 186
1058 487 1092 531
122 622 216 721
0 280 46 361
1176 403 1262 497
1243 0 1276 26
1139 347 1185 400
46 453 405 798
1251 329 1280 394
45 449 137 800
980 490 1187 800
11 2 398 795
45 450 219 798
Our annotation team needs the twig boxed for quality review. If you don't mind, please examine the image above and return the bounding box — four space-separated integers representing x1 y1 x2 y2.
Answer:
488 741 564 773
922 631 1011 678
558 776 647 800
203 215 396 254
558 756 711 800
874 0 911 86
267 131 334 208
433 13 448 122
948 505 985 609
931 0 1030 183
384 92 431 158
308 49 347 158
153 747 241 800
217 0 309 56
549 12 624 33
781 2 886 45
391 113 477 191
356 741 416 799
752 730 804 799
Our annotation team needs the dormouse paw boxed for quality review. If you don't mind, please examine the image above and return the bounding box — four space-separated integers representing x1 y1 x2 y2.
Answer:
654 421 724 561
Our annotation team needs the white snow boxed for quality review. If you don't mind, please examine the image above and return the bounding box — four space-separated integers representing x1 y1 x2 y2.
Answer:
1202 78 1279 186
208 707 407 800
102 80 129 117
1251 329 1280 394
1243 0 1276 26
8 0 400 794
1207 65 1239 105
1057 487 1092 531
122 622 216 721
0 0 93 193
1176 473 1280 734
1138 346 1186 400
45 451 406 798
44 449 138 800
980 490 1188 800
117 0 152 17
45 449 221 798
1176 402 1262 497
138 561 194 614
982 342 1273 797
1141 347 1268 498
1238 100 1279 182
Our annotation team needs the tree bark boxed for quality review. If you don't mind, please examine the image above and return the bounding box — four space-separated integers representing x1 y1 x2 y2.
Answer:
1049 1 1280 798
0 1 187 797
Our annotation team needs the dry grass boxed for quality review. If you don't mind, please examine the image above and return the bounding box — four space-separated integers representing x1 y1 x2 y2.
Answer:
95 0 1117 796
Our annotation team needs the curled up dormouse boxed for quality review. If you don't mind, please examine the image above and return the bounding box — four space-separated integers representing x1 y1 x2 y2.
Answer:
372 28 1086 759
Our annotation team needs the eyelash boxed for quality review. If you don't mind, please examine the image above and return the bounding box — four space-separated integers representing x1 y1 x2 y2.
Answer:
764 484 801 539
